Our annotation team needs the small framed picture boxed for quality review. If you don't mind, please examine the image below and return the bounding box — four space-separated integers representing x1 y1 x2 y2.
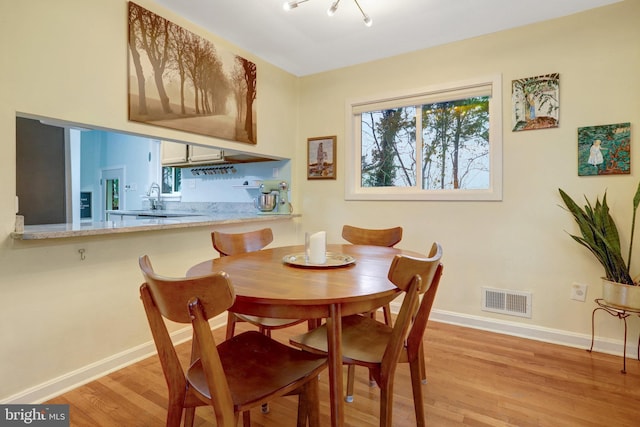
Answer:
307 136 336 179
577 122 630 176
512 73 559 132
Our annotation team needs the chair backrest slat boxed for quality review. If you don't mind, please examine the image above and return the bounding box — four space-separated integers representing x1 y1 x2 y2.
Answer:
342 225 403 248
406 263 444 360
387 242 442 293
139 255 235 323
379 274 421 382
212 228 274 257
139 283 187 394
188 298 236 425
379 242 443 382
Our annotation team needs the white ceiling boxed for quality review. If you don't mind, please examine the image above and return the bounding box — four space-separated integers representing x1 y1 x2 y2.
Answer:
155 0 620 76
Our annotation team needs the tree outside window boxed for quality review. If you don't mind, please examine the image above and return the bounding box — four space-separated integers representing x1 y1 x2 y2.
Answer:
162 167 181 194
347 75 502 201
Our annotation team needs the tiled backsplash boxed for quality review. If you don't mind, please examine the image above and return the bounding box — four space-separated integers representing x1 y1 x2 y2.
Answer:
177 160 290 204
146 201 256 214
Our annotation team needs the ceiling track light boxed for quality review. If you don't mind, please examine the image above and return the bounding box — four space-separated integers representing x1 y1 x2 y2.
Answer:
283 0 372 27
327 0 340 16
283 0 309 11
353 0 372 27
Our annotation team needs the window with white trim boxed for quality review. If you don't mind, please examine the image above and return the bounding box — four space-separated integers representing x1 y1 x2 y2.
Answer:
345 75 502 201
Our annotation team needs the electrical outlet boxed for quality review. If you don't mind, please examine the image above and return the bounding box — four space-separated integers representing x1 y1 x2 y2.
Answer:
272 167 279 177
570 282 588 302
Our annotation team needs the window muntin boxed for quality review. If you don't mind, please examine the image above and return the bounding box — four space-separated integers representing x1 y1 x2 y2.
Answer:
346 75 502 201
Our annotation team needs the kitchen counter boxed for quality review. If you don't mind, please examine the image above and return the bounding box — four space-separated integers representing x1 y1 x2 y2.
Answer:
11 212 299 240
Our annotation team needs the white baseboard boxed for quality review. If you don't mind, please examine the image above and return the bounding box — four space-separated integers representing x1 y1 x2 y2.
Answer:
429 308 633 359
1 314 226 405
3 307 632 405
383 299 630 357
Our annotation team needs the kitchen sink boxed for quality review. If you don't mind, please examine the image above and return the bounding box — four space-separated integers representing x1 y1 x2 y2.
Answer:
134 212 203 218
107 210 205 220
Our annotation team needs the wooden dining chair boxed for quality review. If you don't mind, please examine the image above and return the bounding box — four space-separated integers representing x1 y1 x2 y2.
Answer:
289 242 443 427
341 225 403 326
212 228 306 340
139 255 327 427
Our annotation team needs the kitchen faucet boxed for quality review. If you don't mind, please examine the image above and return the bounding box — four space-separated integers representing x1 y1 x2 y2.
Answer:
147 182 162 210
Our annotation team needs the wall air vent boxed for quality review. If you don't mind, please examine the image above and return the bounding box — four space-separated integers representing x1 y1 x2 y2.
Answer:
482 287 532 318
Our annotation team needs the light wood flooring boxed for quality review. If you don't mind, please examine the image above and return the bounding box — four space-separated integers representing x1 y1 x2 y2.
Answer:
46 321 640 426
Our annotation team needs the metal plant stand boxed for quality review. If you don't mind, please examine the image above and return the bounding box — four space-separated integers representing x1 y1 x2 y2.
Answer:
589 298 640 373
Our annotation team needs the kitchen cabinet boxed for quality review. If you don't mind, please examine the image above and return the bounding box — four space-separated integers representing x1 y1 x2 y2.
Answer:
161 141 188 165
161 141 223 166
188 144 223 163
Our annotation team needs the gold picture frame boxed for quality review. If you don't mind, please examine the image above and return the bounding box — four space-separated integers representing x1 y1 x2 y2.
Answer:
307 136 336 179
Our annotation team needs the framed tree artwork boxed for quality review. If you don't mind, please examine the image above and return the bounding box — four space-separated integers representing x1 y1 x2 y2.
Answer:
578 122 630 176
512 73 559 132
307 136 336 179
128 2 257 144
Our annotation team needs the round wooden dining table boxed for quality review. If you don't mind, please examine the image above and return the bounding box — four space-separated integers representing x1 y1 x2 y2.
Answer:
187 243 422 427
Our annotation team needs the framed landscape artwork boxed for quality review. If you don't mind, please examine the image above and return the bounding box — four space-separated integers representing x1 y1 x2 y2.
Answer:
128 2 257 144
307 136 336 179
578 122 630 176
512 73 559 132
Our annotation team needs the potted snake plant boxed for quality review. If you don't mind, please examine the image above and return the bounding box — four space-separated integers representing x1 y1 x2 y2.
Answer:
559 181 640 309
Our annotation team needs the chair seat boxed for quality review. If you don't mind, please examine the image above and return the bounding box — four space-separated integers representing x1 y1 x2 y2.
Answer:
235 313 306 329
187 331 327 411
291 315 393 365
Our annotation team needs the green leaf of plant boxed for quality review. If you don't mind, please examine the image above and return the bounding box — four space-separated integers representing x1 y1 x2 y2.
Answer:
559 187 634 285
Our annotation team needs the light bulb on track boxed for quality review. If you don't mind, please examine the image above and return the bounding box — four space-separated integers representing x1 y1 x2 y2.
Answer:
285 0 372 28
327 0 340 16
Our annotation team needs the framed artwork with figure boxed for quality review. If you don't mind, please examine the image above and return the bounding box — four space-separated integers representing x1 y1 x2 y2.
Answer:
512 73 559 132
578 122 630 176
307 136 336 179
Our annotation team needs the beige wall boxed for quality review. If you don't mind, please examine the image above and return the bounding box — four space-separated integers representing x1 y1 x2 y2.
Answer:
296 0 640 336
1 0 639 402
0 0 301 401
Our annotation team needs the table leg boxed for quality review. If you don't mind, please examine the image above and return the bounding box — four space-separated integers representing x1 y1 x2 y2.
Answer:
637 328 640 362
326 304 344 427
